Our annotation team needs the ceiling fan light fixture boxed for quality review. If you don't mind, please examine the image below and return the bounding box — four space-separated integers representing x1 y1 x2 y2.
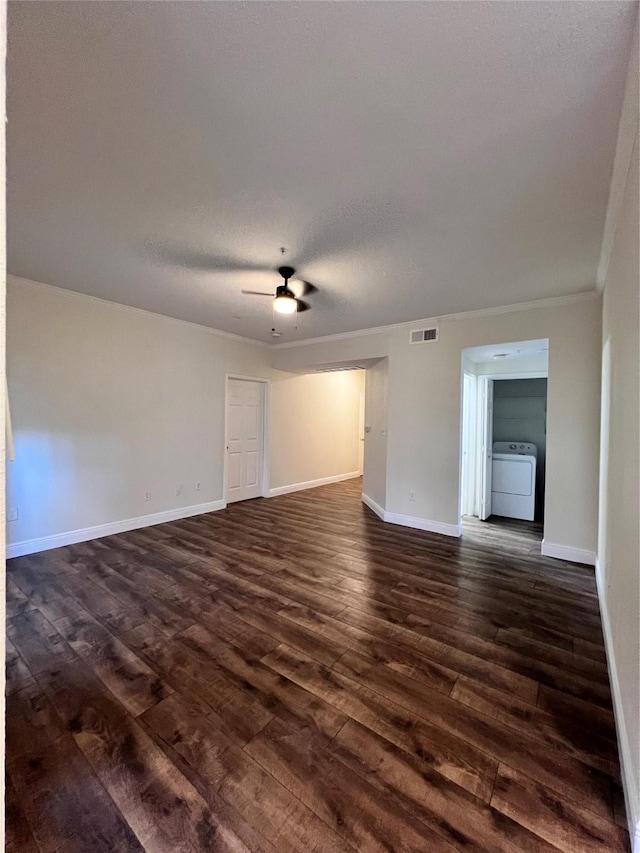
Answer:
273 293 297 314
241 263 314 318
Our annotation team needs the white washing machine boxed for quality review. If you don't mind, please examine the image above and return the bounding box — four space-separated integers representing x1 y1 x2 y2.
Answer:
491 442 537 521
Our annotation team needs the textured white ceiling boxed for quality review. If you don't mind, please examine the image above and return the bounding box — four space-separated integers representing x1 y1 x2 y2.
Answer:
465 339 549 365
7 1 636 344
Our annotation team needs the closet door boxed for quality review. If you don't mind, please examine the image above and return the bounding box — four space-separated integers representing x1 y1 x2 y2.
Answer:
226 379 264 503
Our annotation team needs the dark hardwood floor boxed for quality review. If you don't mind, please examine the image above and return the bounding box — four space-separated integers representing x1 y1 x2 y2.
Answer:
6 478 629 852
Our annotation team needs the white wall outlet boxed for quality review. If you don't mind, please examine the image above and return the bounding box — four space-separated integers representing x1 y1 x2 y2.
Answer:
176 485 183 496
409 491 416 501
144 491 151 502
7 508 18 522
195 480 201 491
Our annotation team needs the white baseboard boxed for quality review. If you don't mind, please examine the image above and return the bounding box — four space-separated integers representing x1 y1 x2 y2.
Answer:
385 511 461 538
361 494 460 538
541 539 596 566
268 471 360 498
361 493 385 520
6 500 227 558
595 557 640 847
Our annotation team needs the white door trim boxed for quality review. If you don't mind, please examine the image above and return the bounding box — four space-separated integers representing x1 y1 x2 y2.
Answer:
224 374 271 502
474 370 547 381
460 371 477 518
358 391 365 475
478 376 494 521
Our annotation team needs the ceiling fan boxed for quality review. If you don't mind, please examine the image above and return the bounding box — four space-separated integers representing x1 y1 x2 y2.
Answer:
146 243 320 316
242 265 317 314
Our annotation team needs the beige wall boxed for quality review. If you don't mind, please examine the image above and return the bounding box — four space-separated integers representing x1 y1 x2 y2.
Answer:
269 369 364 492
599 127 639 840
275 295 602 554
7 279 272 548
6 279 364 553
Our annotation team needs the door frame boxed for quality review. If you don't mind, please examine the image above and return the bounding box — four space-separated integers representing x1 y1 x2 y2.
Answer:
459 368 549 528
460 371 477 518
358 391 365 475
224 374 271 504
478 376 494 520
471 369 548 525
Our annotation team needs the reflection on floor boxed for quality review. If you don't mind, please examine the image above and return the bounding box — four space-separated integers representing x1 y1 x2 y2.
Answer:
462 514 544 557
6 477 629 852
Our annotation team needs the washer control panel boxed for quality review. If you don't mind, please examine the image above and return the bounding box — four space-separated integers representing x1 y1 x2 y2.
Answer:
493 441 537 457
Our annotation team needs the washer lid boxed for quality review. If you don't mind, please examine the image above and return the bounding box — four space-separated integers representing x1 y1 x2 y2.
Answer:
493 441 537 457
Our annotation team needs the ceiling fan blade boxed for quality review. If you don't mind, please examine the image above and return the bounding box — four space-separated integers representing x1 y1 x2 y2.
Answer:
295 197 406 266
146 243 270 273
296 299 311 313
241 290 275 296
299 280 318 296
289 279 318 298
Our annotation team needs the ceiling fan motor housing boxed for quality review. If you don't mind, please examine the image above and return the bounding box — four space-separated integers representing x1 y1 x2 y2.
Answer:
242 263 312 315
278 265 296 281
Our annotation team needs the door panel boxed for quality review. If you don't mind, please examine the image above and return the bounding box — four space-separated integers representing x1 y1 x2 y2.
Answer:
246 405 259 440
461 372 476 517
227 452 242 490
227 406 244 442
479 377 494 520
246 450 259 488
226 379 265 503
358 392 365 474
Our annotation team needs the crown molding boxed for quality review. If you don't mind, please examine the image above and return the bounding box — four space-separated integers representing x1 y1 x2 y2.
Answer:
272 290 600 350
597 15 639 291
7 274 270 348
10 274 600 353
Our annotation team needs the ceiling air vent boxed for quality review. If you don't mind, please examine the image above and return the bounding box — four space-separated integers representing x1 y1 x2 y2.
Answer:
409 325 439 344
316 366 365 373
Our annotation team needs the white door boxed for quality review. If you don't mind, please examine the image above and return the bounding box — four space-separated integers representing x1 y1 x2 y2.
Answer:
226 379 265 503
460 372 476 516
478 377 494 520
358 392 365 474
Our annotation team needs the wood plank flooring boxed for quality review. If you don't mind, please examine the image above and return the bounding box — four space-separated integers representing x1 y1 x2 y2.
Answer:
6 478 630 852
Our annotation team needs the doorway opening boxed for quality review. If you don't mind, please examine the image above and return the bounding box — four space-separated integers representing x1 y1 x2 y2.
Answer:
459 339 548 547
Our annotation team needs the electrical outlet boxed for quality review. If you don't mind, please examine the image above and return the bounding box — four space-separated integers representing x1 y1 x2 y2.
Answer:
409 491 416 501
176 485 183 496
7 507 18 522
195 481 201 491
144 491 151 502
